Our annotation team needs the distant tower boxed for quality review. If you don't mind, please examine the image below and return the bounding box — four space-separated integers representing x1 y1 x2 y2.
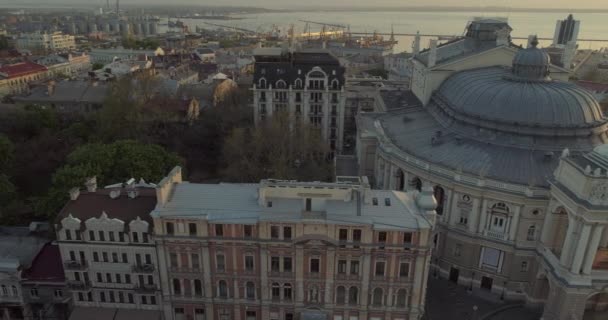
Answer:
412 31 421 56
552 14 580 48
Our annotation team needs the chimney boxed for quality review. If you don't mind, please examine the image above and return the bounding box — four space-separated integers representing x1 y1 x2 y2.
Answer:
47 80 56 96
69 187 80 200
412 31 420 56
428 39 438 68
85 176 97 192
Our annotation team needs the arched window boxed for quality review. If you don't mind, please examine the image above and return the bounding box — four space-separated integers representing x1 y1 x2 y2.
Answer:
336 286 346 305
527 225 536 241
348 287 358 305
308 71 325 78
11 285 17 296
396 289 407 307
272 282 280 300
492 202 510 213
294 78 302 89
331 79 339 90
372 288 383 306
258 78 266 89
218 280 228 298
276 80 287 89
283 283 293 300
194 279 202 296
246 282 255 300
434 186 445 215
1 285 6 295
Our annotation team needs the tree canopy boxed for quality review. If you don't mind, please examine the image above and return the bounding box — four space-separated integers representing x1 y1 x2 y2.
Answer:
221 112 334 183
35 140 182 220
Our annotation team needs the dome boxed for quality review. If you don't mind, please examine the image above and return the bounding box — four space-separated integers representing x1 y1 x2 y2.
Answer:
435 66 605 129
511 37 551 80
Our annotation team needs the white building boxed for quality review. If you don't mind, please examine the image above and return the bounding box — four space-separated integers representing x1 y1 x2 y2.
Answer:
16 32 75 52
89 47 164 64
55 178 163 318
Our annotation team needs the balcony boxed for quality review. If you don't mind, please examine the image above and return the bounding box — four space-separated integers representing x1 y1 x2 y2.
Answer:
67 280 91 291
64 260 87 270
132 264 155 273
135 284 157 293
484 229 507 241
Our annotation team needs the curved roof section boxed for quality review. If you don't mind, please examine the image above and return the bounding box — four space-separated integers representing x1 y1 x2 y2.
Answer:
436 66 605 128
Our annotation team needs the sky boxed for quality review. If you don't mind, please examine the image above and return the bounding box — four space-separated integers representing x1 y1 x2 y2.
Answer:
2 0 608 9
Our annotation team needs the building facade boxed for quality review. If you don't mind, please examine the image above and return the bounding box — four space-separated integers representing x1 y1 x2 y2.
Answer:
55 178 163 317
252 48 346 154
552 14 580 48
16 32 76 52
36 52 92 78
152 167 436 320
355 18 608 320
0 61 49 97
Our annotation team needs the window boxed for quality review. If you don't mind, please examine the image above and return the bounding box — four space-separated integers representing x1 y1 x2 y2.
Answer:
112 252 118 263
527 225 536 241
97 273 103 282
284 283 293 300
375 261 385 276
338 260 347 274
150 296 156 305
271 226 280 239
109 291 115 303
122 253 128 263
141 296 147 305
215 224 224 237
245 256 254 271
194 279 202 296
336 286 346 304
284 257 292 272
353 229 362 243
100 292 106 302
54 289 62 298
118 291 124 303
385 198 391 206
166 222 174 235
272 282 280 299
218 280 228 298
89 230 95 241
246 311 256 320
175 308 184 316
106 273 112 283
191 253 200 269
521 261 529 272
348 287 359 305
285 313 294 320
310 258 320 273
267 201 273 207
306 198 312 211
350 260 360 275
102 252 108 262
399 262 410 277
372 288 383 306
132 232 139 243
403 233 412 244
283 226 292 239
372 198 378 205
98 231 105 241
244 225 253 238
216 254 225 271
115 274 121 283
128 293 134 304
125 274 131 284
378 232 387 243
65 229 72 240
189 223 197 236
109 231 115 242
143 233 149 243
170 253 178 268
30 288 38 298
396 289 407 307
271 257 280 272
173 279 181 295
119 232 124 242
459 210 469 225
339 229 348 242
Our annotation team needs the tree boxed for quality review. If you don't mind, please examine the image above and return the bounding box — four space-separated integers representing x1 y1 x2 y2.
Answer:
92 62 104 71
221 112 334 182
0 134 14 170
36 140 183 219
0 135 18 223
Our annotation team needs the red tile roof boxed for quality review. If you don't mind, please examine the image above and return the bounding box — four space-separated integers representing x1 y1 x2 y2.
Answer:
0 61 47 79
577 80 608 93
21 242 65 283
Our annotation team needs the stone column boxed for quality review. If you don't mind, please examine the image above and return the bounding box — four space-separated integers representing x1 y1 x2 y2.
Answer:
509 206 521 241
359 248 372 319
582 224 604 274
295 245 305 303
477 199 488 234
468 198 481 234
540 209 556 244
571 223 591 274
448 191 460 227
260 244 270 319
324 247 336 304
560 216 577 267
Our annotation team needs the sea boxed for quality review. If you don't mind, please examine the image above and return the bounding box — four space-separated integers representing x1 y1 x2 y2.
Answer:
159 10 608 51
